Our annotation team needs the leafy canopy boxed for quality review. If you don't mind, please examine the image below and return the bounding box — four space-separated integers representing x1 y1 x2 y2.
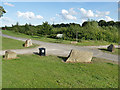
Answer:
0 6 6 17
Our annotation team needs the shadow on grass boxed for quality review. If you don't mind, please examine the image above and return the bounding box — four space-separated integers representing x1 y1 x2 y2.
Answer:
3 55 5 58
22 43 25 47
33 52 39 55
106 62 115 65
57 56 68 62
99 48 120 53
98 48 109 52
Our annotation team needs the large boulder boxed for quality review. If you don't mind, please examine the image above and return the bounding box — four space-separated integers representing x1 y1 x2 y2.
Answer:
24 39 32 47
66 49 93 63
4 50 17 59
107 44 115 52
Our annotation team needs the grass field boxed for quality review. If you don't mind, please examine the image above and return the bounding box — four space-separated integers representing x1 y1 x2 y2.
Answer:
2 37 38 50
2 54 118 88
99 48 119 55
2 30 117 46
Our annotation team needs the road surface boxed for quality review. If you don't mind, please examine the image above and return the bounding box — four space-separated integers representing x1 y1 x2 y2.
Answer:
0 34 119 62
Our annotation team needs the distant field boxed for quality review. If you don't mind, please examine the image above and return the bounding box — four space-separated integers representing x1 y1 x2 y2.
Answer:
2 54 118 88
2 37 38 50
2 30 117 46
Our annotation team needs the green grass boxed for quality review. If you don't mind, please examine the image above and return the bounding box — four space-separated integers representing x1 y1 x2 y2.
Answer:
2 37 38 50
99 48 119 55
2 30 117 46
2 54 118 88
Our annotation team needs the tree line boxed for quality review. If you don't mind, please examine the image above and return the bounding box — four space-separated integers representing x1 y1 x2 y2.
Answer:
2 20 119 43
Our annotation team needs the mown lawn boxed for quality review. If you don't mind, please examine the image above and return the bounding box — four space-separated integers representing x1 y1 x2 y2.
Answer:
2 54 118 88
2 30 117 46
2 37 38 50
99 48 119 55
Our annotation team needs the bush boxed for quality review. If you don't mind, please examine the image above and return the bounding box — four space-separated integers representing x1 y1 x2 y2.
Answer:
47 34 57 38
4 20 119 43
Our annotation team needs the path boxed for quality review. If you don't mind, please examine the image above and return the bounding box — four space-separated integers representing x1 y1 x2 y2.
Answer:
0 34 119 62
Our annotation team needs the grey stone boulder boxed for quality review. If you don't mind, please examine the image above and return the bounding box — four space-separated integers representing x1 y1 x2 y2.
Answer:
66 49 93 63
107 44 115 52
4 50 17 59
24 39 32 47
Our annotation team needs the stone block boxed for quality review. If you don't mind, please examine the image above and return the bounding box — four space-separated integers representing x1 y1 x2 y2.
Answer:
4 50 17 59
107 44 115 52
24 39 32 47
66 49 93 63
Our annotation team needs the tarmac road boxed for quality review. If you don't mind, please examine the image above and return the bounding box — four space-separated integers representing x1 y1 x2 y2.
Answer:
0 34 119 62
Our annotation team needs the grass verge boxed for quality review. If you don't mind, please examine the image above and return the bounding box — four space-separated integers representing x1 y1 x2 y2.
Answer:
2 37 38 50
2 54 118 88
2 30 117 46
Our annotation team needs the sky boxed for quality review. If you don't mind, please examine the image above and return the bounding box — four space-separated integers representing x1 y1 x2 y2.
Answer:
0 1 119 26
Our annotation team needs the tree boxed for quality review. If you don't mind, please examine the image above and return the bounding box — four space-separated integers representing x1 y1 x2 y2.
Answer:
14 22 19 32
98 20 107 27
82 21 89 27
107 21 115 26
3 20 119 43
41 22 52 35
0 6 6 17
25 23 30 35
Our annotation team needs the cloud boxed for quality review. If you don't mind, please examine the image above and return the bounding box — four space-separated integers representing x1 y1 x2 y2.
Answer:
95 10 110 17
78 8 110 19
62 9 69 14
56 14 60 17
0 17 15 26
56 8 113 23
64 14 77 20
81 19 87 23
0 17 13 22
50 17 56 22
78 8 94 18
36 15 43 19
105 16 114 21
3 2 14 7
17 11 43 20
98 16 114 21
69 8 77 15
57 9 77 21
